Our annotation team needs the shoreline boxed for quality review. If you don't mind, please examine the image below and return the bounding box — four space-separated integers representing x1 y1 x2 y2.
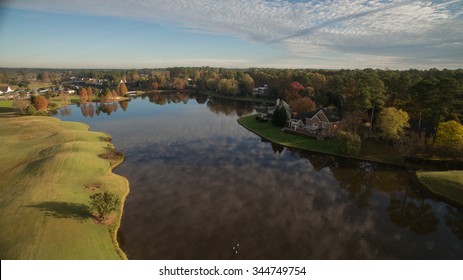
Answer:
237 114 407 168
238 114 463 207
106 147 129 260
199 91 275 104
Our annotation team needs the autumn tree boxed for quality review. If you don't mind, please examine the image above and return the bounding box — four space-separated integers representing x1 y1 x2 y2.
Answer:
290 97 316 114
79 87 88 103
87 87 94 102
435 120 463 157
290 81 305 94
117 82 128 96
106 90 114 101
237 72 254 95
173 77 187 90
111 89 118 99
100 88 111 102
33 96 48 111
377 107 410 144
218 78 239 95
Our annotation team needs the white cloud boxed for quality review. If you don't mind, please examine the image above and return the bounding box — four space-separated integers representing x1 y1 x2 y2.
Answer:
3 0 463 68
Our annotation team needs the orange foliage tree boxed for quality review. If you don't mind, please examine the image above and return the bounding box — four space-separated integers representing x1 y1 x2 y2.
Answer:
117 82 128 96
33 96 48 111
87 87 93 102
290 97 316 114
79 88 88 103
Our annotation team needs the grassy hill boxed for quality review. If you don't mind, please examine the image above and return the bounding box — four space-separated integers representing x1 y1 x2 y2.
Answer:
0 116 128 259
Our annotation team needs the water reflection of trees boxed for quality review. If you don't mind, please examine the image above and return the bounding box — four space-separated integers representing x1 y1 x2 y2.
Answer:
206 98 253 116
77 102 125 117
387 186 438 235
445 207 463 240
60 106 72 117
144 92 255 116
319 158 377 208
120 100 129 111
288 149 442 235
147 92 189 105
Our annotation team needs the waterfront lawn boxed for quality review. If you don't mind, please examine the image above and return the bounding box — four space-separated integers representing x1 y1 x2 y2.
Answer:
0 117 128 259
238 115 343 155
416 171 463 205
238 115 405 165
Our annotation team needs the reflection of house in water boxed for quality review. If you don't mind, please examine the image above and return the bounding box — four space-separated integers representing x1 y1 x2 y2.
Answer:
287 108 343 140
271 142 284 154
288 149 336 171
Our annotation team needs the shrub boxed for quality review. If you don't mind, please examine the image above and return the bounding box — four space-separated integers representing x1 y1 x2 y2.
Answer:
338 131 362 156
89 192 121 222
25 104 37 115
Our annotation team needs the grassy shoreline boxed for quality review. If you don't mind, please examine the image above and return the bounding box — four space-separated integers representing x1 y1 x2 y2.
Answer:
237 114 404 166
416 171 463 207
0 116 129 259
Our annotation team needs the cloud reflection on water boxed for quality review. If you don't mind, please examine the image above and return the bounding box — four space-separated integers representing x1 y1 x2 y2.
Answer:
57 94 463 259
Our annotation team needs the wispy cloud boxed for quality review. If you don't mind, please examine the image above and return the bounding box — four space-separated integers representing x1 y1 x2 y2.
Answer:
3 0 462 68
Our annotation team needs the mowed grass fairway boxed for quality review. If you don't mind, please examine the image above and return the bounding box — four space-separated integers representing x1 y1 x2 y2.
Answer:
416 171 463 205
0 117 128 259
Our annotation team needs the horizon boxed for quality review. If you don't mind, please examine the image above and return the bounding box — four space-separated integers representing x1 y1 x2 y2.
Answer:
0 0 462 70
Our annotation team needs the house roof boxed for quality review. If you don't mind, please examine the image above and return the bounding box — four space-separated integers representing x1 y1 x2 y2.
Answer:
0 86 13 92
320 108 341 122
296 108 341 123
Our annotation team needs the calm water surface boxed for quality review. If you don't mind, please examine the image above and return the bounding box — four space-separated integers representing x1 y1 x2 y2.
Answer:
56 93 463 259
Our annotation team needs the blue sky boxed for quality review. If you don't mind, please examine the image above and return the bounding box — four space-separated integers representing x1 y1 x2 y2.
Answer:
0 0 462 69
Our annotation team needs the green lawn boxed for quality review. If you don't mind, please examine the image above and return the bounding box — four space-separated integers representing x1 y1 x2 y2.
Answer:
238 115 342 155
0 117 128 259
238 114 405 164
416 171 463 205
0 100 16 115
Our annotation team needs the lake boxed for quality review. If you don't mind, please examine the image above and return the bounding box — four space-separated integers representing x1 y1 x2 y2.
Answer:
56 92 463 259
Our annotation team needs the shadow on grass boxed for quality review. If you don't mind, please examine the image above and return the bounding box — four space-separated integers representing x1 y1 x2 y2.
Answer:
0 107 14 113
29 201 91 221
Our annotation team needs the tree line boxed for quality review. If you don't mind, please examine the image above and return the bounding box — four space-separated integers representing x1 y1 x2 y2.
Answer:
3 67 462 156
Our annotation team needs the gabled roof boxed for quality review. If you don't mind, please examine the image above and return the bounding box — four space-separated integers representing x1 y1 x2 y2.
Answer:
321 108 341 122
298 108 341 123
0 86 13 92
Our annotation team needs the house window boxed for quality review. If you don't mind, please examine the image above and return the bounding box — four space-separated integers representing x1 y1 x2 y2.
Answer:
322 123 328 129
312 123 318 129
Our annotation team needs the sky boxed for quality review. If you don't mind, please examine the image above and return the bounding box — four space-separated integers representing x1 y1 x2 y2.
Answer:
0 0 462 69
